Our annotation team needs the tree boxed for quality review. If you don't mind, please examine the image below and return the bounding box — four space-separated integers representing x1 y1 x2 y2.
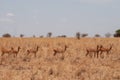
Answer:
105 33 112 38
47 32 52 38
81 33 88 37
95 34 100 37
20 34 24 38
2 33 11 37
114 29 120 37
61 35 67 38
76 32 80 39
39 35 44 38
57 35 67 38
33 35 36 38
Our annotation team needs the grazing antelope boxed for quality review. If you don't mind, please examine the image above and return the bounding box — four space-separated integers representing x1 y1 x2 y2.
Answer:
1 47 12 56
27 46 39 57
53 45 68 56
86 45 100 58
11 46 21 57
99 44 113 58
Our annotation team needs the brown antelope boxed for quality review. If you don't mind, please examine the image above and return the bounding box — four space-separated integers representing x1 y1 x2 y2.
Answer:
1 47 12 56
27 46 39 57
53 45 68 56
86 45 100 58
99 44 113 57
11 46 21 57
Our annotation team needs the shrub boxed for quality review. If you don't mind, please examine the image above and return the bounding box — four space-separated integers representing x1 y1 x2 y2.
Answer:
81 33 88 37
20 34 24 38
2 33 11 38
95 34 101 37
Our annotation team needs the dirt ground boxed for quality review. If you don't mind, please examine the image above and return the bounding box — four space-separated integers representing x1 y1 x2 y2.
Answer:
0 38 120 80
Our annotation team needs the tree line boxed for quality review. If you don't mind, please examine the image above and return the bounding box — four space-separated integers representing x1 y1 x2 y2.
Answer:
1 29 120 38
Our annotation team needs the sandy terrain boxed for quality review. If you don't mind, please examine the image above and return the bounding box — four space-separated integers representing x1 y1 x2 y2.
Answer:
0 38 120 80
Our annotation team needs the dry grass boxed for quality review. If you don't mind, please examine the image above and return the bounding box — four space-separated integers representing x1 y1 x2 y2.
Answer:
0 37 120 80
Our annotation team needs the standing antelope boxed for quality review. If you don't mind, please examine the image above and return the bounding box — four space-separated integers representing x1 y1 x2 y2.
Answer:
1 47 12 56
11 46 21 57
86 45 100 58
99 44 113 58
27 46 39 57
53 45 68 56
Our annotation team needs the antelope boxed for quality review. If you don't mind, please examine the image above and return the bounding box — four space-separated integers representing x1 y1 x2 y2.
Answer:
27 46 39 57
1 47 12 56
53 45 68 56
86 45 100 58
99 44 113 57
11 46 21 57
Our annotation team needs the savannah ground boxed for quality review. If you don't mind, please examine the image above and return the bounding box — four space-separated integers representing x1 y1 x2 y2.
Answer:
0 37 120 80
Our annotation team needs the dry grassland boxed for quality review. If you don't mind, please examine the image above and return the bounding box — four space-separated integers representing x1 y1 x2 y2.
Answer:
0 37 120 80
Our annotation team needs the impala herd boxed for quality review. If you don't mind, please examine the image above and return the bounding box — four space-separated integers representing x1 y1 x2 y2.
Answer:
1 46 21 57
86 44 113 58
0 44 113 58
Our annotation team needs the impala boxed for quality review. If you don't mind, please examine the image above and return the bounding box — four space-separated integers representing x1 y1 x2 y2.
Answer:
86 45 100 58
1 47 12 56
27 46 39 57
99 44 113 57
53 45 68 56
11 46 21 57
